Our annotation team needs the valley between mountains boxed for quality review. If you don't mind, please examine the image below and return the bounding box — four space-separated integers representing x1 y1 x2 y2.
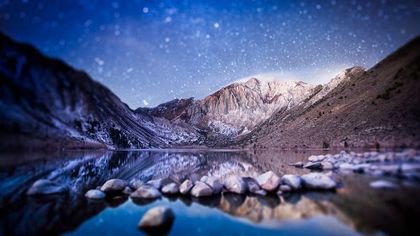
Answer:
1 32 419 151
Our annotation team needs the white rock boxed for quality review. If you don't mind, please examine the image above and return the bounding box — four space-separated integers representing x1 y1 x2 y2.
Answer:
281 174 302 190
138 207 175 229
161 183 179 195
401 163 420 172
308 155 326 162
301 173 337 190
369 180 398 189
256 171 281 191
339 163 354 170
321 161 335 170
190 181 213 197
85 189 106 199
224 176 247 194
179 180 193 195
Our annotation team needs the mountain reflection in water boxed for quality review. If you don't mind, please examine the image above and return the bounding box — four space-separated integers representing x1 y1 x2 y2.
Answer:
0 150 419 235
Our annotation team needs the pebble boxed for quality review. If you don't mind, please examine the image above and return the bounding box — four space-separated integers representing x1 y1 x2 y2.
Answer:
138 207 175 232
224 176 247 194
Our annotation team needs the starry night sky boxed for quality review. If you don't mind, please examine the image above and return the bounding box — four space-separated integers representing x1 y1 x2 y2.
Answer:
1 0 419 108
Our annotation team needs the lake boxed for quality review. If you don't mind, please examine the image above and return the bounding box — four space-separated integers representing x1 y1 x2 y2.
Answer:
1 149 419 235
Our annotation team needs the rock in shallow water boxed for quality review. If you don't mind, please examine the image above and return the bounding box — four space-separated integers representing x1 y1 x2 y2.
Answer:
224 176 247 194
303 162 323 170
289 161 304 168
100 179 127 193
190 181 213 197
138 207 175 233
369 180 398 189
243 177 262 194
85 189 106 199
256 171 281 191
161 183 179 195
179 180 193 195
205 177 224 194
27 179 67 195
301 173 337 190
281 174 302 190
130 185 161 199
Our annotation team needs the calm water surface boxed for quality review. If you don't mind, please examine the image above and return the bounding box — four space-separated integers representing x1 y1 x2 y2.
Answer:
0 149 419 235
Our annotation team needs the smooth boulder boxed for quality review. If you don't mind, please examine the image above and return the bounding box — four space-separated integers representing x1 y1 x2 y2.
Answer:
224 176 247 194
161 183 179 195
190 181 213 197
281 174 302 190
243 177 262 193
179 180 193 194
205 177 224 194
130 185 161 199
100 179 127 193
27 179 67 195
138 207 175 233
85 189 106 199
301 173 337 190
256 171 281 191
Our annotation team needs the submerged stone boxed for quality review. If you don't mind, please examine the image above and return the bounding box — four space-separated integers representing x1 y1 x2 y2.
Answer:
138 207 175 233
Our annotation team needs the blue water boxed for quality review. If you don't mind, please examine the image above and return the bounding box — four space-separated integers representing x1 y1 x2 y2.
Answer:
1 149 419 235
67 198 358 236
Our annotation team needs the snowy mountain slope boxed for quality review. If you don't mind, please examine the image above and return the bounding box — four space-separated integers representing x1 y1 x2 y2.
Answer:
138 70 359 145
235 36 420 149
0 33 199 150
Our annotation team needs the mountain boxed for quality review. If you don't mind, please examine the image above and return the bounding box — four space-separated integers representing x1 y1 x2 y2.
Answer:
137 71 362 146
235 36 420 149
0 33 200 151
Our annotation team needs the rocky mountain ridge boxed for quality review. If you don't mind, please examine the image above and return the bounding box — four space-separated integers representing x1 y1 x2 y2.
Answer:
138 68 366 145
0 33 200 151
234 36 420 149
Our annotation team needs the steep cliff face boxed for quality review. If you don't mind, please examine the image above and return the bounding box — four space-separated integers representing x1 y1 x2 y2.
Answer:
236 37 420 149
0 33 200 150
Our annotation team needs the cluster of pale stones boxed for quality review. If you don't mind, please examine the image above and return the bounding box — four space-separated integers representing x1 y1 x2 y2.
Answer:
85 171 337 201
84 171 337 230
290 149 420 189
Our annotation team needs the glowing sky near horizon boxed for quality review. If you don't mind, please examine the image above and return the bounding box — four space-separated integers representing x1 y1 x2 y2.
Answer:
1 0 420 108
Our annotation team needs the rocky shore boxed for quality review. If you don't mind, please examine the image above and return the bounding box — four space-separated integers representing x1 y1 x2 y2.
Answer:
24 149 420 232
291 149 420 189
